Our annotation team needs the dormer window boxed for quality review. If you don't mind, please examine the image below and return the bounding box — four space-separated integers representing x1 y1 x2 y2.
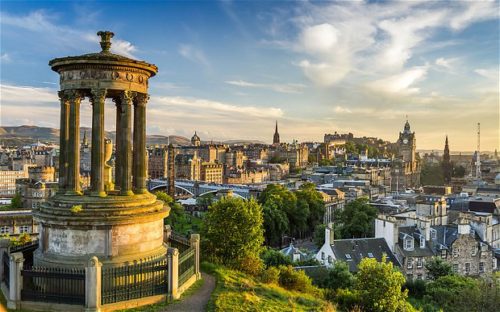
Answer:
420 236 425 248
345 253 352 260
430 229 437 240
404 236 414 250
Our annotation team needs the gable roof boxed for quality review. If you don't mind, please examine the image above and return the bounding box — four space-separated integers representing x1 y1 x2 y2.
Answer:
331 237 400 272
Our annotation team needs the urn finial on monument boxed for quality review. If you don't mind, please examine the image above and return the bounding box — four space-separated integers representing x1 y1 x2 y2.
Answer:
97 30 114 53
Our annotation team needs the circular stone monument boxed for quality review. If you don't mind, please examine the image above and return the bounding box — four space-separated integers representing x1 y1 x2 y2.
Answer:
33 31 169 268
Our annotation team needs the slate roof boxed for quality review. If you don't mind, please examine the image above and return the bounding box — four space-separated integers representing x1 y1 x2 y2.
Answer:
331 237 400 272
397 226 435 257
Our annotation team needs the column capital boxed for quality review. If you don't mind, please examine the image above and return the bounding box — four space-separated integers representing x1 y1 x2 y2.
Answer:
60 89 84 102
90 88 107 104
120 90 134 105
135 93 149 107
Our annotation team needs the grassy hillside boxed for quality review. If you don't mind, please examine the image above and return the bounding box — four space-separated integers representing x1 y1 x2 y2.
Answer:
204 263 334 312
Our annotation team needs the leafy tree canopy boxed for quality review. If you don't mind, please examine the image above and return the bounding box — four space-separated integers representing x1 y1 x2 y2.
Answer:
335 197 377 239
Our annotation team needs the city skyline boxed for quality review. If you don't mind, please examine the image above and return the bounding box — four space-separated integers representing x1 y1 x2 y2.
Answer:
1 1 499 151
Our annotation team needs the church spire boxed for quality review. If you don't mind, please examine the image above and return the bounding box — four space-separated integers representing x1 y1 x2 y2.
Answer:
273 121 280 145
443 135 451 184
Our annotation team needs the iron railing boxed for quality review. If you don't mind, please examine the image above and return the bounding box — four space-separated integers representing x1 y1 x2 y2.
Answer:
2 251 9 289
169 232 191 253
21 266 85 305
178 247 195 286
101 257 168 304
10 239 39 254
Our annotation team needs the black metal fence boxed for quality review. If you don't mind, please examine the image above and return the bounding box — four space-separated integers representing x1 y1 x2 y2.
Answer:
178 247 195 286
10 240 38 267
21 266 85 305
2 251 9 289
169 232 191 253
101 257 168 305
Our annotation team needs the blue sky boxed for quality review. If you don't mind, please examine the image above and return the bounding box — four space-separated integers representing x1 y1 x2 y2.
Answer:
0 0 498 151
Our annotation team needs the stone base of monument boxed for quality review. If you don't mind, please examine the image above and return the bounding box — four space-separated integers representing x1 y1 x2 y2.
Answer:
33 192 169 268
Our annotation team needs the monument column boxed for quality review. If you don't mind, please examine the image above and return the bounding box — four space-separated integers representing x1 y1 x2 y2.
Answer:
90 88 107 196
67 91 82 194
119 91 133 195
133 93 148 193
114 100 122 189
58 91 70 192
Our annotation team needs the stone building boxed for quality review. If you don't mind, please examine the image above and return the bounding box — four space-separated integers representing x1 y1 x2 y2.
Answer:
16 166 57 210
191 131 201 147
200 162 223 184
225 168 269 184
148 146 168 179
391 120 421 191
0 165 30 197
175 153 201 181
0 210 38 236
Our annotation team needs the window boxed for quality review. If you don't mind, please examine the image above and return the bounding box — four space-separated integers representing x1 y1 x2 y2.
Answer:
417 258 423 268
465 263 470 275
453 264 459 272
453 248 459 258
328 255 333 264
345 253 352 260
420 236 425 248
407 257 413 269
441 250 447 259
472 246 477 256
367 253 374 258
417 274 423 280
0 226 9 234
404 237 414 250
19 225 29 233
479 262 484 273
321 252 325 260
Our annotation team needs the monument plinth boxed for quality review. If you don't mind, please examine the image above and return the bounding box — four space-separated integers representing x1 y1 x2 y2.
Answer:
34 31 169 268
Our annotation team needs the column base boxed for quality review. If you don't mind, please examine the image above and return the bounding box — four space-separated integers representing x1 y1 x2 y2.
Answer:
134 188 148 195
65 190 83 196
120 190 135 196
90 191 107 197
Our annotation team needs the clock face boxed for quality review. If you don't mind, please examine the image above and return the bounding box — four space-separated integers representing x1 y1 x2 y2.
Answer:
403 139 408 144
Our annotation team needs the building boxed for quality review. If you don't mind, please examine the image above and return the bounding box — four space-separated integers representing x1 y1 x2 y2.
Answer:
148 146 168 179
175 153 201 181
0 165 30 197
200 162 223 184
316 223 400 272
191 131 201 147
0 210 38 236
442 136 452 184
391 120 421 191
273 121 280 145
16 166 57 210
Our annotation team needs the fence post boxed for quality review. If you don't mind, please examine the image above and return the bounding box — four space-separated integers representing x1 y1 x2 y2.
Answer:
0 239 9 282
85 256 102 312
167 247 179 300
164 225 172 243
190 234 201 280
7 252 24 310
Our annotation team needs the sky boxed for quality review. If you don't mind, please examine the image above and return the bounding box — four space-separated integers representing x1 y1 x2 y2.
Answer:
0 0 499 151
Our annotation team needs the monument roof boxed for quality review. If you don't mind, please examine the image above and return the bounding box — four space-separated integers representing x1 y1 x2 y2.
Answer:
49 31 158 76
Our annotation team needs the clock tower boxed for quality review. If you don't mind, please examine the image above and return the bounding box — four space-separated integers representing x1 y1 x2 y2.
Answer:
398 120 416 164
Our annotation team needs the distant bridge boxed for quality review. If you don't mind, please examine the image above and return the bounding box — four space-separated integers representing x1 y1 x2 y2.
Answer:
148 179 265 199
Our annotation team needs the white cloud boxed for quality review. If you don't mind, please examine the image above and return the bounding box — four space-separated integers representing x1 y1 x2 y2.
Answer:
225 80 306 94
299 23 339 55
474 68 499 80
0 53 11 63
298 59 350 86
367 66 428 95
153 95 283 118
435 57 459 70
0 83 57 103
1 10 137 57
449 1 499 30
178 44 210 66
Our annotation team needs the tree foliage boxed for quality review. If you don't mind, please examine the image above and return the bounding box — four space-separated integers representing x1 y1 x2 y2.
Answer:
353 257 411 312
202 196 264 274
317 261 354 291
424 257 453 280
156 191 200 235
261 248 292 268
420 163 444 186
10 192 22 209
262 195 289 246
335 197 377 239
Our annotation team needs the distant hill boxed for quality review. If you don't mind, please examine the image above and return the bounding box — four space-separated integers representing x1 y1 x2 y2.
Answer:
0 125 191 147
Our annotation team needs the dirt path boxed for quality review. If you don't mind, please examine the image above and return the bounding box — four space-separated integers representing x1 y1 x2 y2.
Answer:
165 273 216 312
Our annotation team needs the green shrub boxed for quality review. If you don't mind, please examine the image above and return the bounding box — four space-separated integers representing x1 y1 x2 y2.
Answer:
260 266 280 284
277 265 314 292
261 248 292 267
404 279 427 299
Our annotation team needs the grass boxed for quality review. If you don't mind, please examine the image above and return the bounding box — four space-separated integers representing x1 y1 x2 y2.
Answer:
118 277 204 312
203 262 335 312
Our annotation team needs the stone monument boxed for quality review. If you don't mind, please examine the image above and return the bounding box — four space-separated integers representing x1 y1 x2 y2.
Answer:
34 31 169 268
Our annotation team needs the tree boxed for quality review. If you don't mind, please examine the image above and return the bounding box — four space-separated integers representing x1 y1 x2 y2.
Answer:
424 275 478 312
196 193 214 208
420 163 444 186
336 197 377 239
202 196 264 274
452 164 466 178
296 182 325 232
262 195 289 246
424 257 453 280
10 192 22 209
354 257 412 312
319 261 354 291
313 224 326 248
261 248 292 267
